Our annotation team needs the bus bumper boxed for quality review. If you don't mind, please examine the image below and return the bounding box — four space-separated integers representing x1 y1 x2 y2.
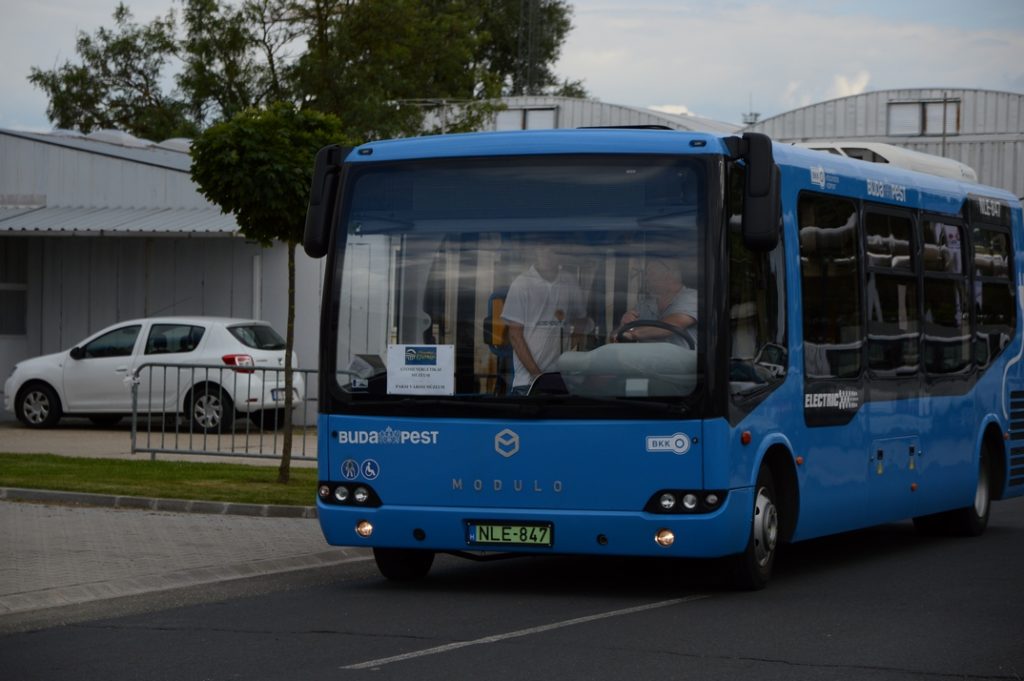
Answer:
317 487 753 559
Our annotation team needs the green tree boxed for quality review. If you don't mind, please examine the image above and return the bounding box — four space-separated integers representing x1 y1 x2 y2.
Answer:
177 0 264 127
190 102 351 483
28 3 194 139
289 0 503 140
473 0 582 96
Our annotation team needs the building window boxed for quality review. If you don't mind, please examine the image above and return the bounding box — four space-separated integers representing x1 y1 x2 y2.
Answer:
888 100 960 136
494 108 558 130
0 239 27 335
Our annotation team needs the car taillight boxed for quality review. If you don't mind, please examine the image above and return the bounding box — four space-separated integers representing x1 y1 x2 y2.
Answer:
222 354 255 373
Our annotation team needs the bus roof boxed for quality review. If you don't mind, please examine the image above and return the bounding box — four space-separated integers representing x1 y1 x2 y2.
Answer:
343 129 1019 216
347 128 731 162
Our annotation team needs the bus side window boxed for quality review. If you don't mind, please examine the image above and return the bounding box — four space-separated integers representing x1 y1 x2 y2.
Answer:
865 210 919 376
798 193 862 379
973 225 1017 366
729 163 788 397
921 220 971 374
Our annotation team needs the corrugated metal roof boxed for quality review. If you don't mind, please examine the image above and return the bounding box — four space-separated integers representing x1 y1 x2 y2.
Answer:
0 206 239 234
0 128 192 172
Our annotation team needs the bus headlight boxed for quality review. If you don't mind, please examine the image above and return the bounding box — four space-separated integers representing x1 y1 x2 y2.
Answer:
644 490 728 514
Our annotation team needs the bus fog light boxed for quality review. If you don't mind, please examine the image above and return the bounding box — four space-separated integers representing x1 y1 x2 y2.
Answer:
354 487 370 504
682 494 698 510
654 529 675 547
659 493 677 510
705 493 720 507
355 520 373 538
318 485 331 499
334 486 349 502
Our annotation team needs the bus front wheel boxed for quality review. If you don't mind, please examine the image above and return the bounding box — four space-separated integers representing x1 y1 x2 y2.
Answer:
731 466 779 590
373 547 435 581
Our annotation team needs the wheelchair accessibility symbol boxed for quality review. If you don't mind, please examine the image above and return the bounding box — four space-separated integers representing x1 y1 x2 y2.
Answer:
361 459 380 480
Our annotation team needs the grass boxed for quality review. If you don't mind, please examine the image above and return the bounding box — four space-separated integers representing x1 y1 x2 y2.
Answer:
0 453 318 507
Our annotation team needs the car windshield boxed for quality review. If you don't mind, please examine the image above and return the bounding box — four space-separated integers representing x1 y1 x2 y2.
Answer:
229 325 286 350
332 155 706 406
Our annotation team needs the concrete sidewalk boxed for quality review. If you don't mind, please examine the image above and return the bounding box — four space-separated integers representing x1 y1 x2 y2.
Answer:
0 420 317 467
0 501 369 625
0 417 370 631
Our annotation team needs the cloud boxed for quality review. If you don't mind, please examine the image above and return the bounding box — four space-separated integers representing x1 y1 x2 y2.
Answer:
649 104 693 116
558 1 1024 124
828 71 872 99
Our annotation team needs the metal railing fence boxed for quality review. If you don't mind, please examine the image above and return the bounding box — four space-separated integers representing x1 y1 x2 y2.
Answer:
129 362 317 462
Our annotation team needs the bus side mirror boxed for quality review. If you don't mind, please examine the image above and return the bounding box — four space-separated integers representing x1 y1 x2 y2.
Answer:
730 133 780 252
303 145 352 258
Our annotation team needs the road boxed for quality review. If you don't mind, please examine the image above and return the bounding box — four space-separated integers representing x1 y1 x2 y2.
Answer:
2 497 1023 681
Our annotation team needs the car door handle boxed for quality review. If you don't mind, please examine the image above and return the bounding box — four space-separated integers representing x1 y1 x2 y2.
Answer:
115 367 128 373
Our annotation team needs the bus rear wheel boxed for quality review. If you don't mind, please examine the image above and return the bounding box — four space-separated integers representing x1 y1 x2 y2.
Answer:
913 445 991 537
731 466 779 590
373 548 435 581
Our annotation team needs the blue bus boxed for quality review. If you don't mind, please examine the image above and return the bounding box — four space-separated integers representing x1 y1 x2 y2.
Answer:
303 129 1023 588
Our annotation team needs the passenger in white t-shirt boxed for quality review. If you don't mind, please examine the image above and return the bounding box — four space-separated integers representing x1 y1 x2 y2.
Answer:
501 243 590 392
615 258 698 346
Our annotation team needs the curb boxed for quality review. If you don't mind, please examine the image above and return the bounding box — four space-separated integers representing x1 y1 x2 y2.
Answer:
0 487 318 519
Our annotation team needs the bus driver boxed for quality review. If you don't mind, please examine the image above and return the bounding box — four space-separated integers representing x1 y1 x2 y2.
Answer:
615 257 698 345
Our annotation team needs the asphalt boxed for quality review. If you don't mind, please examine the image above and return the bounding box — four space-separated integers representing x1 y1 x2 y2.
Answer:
0 416 371 631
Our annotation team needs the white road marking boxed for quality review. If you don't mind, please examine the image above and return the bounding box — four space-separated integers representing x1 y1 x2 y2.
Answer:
342 594 710 670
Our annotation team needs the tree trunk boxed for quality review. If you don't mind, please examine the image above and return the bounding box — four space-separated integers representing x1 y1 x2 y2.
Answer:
277 240 296 484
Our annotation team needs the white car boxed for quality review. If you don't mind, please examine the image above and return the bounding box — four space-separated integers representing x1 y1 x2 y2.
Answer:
3 317 303 432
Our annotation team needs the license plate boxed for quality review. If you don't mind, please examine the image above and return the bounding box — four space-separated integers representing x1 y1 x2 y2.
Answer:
466 521 553 547
271 388 297 401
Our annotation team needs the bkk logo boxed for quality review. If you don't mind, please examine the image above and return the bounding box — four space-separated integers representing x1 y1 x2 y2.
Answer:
336 426 439 445
646 432 691 455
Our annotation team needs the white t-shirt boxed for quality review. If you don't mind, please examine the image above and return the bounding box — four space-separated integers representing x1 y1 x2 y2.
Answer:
635 286 698 346
501 266 586 388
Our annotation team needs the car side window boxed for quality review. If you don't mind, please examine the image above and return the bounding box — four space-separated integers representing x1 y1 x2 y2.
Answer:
82 325 142 359
145 324 205 355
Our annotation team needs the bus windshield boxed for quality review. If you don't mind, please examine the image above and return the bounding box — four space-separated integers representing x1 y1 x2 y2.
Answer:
332 155 707 407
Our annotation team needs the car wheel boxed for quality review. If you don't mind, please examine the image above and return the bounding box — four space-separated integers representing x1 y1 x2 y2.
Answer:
189 385 234 434
16 383 62 428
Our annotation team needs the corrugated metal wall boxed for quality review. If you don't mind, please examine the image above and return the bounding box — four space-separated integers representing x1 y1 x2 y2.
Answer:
480 96 740 133
23 236 261 355
745 89 1024 197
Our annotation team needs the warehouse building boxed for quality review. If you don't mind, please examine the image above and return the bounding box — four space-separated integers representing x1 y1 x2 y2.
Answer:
742 88 1024 197
0 128 324 395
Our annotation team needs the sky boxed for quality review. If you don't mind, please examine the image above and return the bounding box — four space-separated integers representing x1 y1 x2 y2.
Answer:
2 0 1023 132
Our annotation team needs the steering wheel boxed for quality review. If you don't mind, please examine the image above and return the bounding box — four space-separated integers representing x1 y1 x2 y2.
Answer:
615 319 696 350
